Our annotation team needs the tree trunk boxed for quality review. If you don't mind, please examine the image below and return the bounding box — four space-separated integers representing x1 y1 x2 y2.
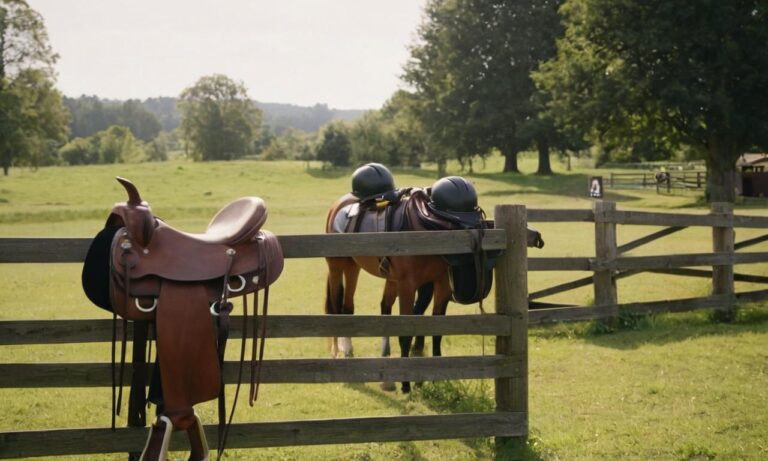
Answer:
437 157 447 178
705 144 737 203
502 140 520 173
535 136 553 175
3 165 8 176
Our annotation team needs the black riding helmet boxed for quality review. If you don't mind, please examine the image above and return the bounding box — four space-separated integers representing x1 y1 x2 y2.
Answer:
430 176 478 212
351 163 396 199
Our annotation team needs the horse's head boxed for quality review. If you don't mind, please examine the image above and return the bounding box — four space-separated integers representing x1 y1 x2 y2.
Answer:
106 177 155 248
527 226 545 249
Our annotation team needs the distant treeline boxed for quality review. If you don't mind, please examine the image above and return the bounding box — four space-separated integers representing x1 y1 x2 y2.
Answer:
63 95 364 139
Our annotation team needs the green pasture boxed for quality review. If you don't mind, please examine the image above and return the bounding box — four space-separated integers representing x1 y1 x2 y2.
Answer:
1 155 767 460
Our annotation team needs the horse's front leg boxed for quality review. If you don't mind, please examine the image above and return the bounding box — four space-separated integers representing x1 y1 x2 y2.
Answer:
397 282 416 393
411 283 434 357
431 275 452 358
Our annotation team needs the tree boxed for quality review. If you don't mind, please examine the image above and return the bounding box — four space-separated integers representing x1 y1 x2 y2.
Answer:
535 0 768 202
0 0 68 175
403 0 566 174
95 125 145 163
178 74 262 161
316 123 352 167
349 111 392 166
59 137 97 165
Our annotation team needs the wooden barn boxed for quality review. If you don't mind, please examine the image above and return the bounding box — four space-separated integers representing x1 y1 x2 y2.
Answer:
736 153 768 197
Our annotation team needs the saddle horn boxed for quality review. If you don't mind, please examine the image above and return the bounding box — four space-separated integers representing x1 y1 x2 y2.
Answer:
117 176 143 206
111 176 155 247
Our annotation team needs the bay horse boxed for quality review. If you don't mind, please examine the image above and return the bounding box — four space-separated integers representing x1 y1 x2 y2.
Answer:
324 186 543 393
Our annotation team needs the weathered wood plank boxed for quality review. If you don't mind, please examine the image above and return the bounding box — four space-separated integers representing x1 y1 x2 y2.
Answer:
529 270 641 300
648 268 768 284
617 226 686 255
528 257 592 271
528 295 732 324
736 288 768 302
529 275 594 300
735 233 768 251
0 314 512 345
526 209 594 223
600 210 729 227
0 231 506 263
0 355 522 388
732 215 768 229
0 412 526 458
594 252 768 271
593 201 617 324
493 205 529 445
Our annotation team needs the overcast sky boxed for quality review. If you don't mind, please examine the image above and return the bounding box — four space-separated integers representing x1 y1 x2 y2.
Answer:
29 0 426 109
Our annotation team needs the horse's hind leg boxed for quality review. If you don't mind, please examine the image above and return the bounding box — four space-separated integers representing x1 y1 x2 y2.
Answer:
325 258 359 358
380 280 397 358
334 261 360 358
411 282 434 357
379 280 398 391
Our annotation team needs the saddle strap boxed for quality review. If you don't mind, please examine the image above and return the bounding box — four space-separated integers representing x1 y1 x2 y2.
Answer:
216 237 271 460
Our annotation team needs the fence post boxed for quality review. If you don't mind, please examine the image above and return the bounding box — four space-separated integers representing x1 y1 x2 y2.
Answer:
593 201 618 324
493 205 528 449
711 202 735 320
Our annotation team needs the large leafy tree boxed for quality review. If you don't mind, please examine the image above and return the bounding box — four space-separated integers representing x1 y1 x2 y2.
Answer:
404 0 565 174
316 122 352 167
178 74 262 161
535 0 768 202
0 0 68 175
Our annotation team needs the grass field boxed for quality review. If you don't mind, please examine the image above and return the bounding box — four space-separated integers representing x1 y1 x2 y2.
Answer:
1 154 767 460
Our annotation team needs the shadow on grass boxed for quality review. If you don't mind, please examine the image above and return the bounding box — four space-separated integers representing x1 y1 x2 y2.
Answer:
533 303 768 350
343 382 410 413
409 380 547 460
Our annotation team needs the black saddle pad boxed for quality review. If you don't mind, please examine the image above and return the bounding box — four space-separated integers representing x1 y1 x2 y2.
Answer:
82 224 121 312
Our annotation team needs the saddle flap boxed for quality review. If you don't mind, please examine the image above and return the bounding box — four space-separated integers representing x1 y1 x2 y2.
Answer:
156 281 221 411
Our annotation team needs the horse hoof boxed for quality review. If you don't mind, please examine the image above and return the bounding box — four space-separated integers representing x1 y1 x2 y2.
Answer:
380 381 397 392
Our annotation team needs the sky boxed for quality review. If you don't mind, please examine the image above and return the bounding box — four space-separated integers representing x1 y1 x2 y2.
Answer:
28 0 427 110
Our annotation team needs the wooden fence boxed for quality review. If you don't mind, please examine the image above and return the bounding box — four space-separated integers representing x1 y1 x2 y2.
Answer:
607 171 707 192
2 201 767 458
526 202 768 323
0 205 529 459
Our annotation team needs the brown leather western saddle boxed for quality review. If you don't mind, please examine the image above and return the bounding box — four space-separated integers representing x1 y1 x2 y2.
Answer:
82 177 284 461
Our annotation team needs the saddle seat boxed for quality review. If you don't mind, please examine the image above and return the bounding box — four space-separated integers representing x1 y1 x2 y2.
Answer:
113 197 269 282
193 196 267 245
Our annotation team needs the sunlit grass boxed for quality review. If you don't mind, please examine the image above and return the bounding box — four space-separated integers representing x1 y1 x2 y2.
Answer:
1 156 767 460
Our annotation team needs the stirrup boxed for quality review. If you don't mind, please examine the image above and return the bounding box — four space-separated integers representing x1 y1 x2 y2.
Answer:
187 412 210 461
140 415 172 461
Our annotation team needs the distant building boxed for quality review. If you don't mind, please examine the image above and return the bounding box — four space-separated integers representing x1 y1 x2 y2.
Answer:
736 153 768 172
736 153 768 197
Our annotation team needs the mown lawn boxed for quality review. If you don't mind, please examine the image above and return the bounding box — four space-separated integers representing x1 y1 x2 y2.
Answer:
1 155 767 460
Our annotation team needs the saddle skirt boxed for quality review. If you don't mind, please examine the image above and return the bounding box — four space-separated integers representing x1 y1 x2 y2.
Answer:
332 200 407 234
